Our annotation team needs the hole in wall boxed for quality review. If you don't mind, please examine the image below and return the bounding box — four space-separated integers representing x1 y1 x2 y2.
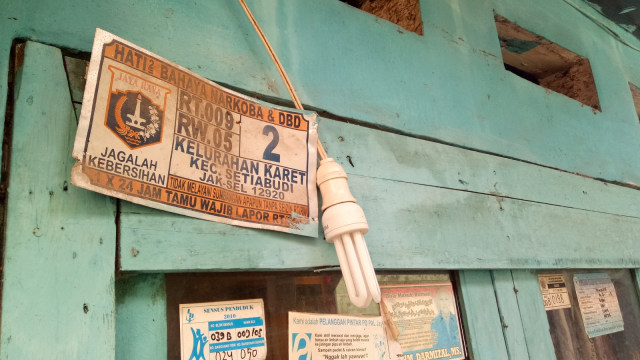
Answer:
494 14 601 111
341 0 423 35
629 82 640 123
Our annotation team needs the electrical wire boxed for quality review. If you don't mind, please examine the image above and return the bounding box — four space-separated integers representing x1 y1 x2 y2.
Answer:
237 0 329 160
238 1 381 308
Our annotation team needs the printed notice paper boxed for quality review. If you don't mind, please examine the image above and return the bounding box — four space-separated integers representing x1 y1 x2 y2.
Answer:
72 29 318 236
289 312 387 360
380 283 464 360
179 299 266 360
538 274 571 311
573 273 624 338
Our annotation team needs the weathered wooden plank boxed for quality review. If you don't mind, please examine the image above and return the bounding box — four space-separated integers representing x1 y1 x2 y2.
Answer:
510 270 558 360
116 274 167 360
2 0 640 186
457 270 509 360
1 0 639 272
0 41 116 360
319 118 640 219
121 173 640 271
119 200 332 271
491 270 529 359
257 0 640 184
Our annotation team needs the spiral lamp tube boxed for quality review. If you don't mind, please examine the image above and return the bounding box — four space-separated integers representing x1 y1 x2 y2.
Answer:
317 158 381 308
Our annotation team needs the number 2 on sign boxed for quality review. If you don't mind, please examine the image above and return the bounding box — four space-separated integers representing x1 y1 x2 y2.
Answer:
262 125 280 162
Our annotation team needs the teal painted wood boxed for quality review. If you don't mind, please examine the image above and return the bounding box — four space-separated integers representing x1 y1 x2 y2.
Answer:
419 0 499 53
118 115 640 271
119 200 332 271
511 270 557 360
116 274 167 360
0 41 117 359
0 3 637 360
121 172 640 271
1 0 640 185
248 0 640 185
0 0 638 272
458 271 509 360
491 271 530 359
320 118 640 219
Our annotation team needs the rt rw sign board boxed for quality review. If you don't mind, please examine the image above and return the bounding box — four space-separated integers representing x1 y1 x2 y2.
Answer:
72 29 318 236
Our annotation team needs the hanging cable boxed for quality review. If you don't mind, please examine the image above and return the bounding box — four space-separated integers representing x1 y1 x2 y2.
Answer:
237 0 381 308
237 0 328 160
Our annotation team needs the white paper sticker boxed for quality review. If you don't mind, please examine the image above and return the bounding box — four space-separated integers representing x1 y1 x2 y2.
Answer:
72 29 318 236
538 274 571 311
289 312 387 360
573 273 624 338
380 283 465 360
180 299 266 360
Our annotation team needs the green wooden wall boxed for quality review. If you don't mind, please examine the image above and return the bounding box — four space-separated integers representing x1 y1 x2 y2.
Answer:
1 0 640 359
0 41 116 359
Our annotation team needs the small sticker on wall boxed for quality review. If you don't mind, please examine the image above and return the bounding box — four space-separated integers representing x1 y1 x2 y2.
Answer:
179 299 266 360
574 273 624 338
538 274 571 311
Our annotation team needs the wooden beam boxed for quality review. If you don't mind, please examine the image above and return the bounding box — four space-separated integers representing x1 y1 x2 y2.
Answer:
0 41 116 359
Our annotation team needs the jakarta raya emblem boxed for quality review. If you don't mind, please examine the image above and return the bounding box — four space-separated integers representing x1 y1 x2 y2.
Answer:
105 66 171 149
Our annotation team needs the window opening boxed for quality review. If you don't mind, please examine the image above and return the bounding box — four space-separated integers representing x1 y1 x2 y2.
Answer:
341 0 423 35
494 14 601 110
165 271 468 359
539 269 640 359
629 82 640 123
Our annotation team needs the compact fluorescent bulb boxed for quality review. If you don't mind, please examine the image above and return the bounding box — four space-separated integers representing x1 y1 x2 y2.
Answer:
317 158 381 308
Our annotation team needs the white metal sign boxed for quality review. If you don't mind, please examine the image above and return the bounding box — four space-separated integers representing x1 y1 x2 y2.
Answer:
180 299 267 360
72 29 318 236
538 274 571 311
573 273 624 338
